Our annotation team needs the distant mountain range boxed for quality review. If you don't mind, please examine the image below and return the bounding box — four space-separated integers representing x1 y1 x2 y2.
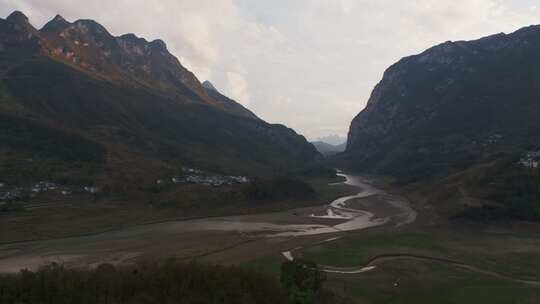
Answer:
314 135 346 146
311 141 346 156
311 134 346 156
0 11 321 189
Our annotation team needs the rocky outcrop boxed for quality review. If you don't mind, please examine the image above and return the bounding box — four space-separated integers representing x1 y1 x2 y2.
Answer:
202 80 218 92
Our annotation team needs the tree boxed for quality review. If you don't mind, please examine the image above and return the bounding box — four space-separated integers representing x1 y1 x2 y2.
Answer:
280 259 325 304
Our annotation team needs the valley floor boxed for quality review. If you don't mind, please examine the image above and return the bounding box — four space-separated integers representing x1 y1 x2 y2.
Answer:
1 173 540 303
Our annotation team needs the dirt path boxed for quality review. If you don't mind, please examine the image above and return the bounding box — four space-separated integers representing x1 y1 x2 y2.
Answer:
279 175 540 286
285 250 540 286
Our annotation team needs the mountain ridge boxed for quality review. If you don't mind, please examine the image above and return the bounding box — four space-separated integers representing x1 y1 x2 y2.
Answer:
0 11 321 189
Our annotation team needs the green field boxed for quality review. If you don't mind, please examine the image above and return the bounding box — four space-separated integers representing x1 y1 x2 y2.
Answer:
332 260 540 304
302 230 540 276
302 233 443 268
242 229 540 304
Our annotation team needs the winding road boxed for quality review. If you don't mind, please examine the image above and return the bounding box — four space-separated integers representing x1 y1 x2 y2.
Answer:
310 253 540 286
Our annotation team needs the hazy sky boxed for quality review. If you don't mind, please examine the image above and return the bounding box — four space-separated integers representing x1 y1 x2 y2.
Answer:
1 1 539 139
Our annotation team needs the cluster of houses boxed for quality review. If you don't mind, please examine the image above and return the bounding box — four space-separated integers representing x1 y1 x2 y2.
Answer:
172 175 250 187
519 151 540 169
2 167 248 206
181 167 203 174
83 186 100 194
163 168 250 187
31 181 58 193
0 187 24 201
0 181 101 204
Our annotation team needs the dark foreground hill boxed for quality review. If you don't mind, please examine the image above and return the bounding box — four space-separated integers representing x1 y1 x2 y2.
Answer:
0 11 320 189
0 262 289 304
342 25 540 220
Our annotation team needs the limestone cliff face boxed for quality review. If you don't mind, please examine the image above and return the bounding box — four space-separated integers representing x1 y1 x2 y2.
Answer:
345 25 540 181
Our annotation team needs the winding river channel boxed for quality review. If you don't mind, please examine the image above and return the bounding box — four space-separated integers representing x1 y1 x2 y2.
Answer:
277 173 417 269
269 173 416 237
0 173 416 273
2 173 538 286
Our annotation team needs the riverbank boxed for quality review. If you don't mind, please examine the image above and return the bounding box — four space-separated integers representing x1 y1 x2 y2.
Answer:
0 173 413 273
0 175 355 243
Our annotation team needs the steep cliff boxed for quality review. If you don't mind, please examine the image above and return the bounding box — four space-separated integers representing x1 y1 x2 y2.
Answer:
346 25 540 182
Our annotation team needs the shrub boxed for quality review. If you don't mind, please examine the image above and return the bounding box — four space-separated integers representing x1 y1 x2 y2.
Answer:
280 259 326 304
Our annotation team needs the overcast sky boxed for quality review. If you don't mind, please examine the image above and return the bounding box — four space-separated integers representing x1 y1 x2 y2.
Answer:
1 1 539 139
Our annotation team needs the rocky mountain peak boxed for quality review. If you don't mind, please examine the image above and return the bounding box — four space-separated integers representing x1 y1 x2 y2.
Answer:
0 11 256 118
41 14 70 32
52 14 66 23
6 11 29 24
2 11 39 44
202 81 218 92
119 33 148 44
149 39 167 51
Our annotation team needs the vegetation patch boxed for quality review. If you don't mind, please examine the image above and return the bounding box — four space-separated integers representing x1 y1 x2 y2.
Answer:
0 83 23 113
456 161 540 221
301 233 442 268
336 260 540 304
0 261 288 304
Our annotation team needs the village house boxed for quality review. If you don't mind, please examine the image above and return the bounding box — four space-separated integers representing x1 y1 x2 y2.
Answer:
519 151 540 169
0 188 24 201
31 181 57 193
84 186 99 194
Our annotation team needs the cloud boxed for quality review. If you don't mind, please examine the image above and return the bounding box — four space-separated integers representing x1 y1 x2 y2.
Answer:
226 71 250 106
0 0 538 139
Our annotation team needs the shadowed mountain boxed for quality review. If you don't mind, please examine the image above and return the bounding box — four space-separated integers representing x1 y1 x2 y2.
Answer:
342 24 540 220
344 25 540 182
0 11 320 189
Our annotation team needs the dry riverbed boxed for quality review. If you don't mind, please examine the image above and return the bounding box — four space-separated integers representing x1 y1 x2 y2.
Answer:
0 173 415 273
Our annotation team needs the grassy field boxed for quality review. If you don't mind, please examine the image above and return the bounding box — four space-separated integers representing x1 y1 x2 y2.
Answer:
300 230 540 277
241 255 284 278
301 233 443 268
241 228 540 303
329 259 540 304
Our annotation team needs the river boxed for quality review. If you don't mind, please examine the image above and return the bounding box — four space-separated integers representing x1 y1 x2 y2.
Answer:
0 173 416 272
